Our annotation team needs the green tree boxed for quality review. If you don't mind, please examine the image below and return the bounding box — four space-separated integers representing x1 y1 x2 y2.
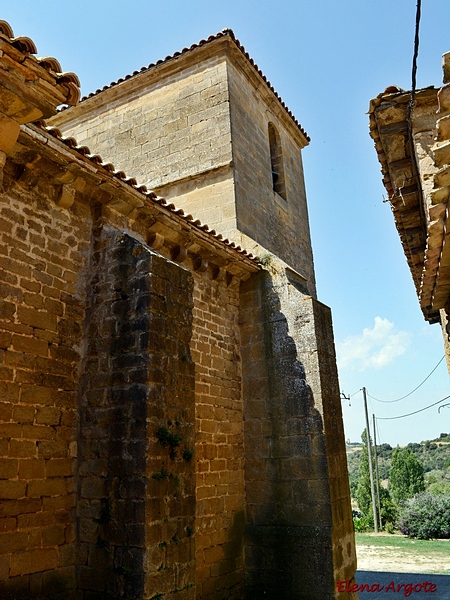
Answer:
389 447 425 504
356 430 372 516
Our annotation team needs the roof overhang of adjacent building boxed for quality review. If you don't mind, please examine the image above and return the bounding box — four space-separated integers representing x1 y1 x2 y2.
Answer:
369 80 450 324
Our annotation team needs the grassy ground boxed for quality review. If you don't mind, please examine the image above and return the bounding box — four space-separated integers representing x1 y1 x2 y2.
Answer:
355 532 450 574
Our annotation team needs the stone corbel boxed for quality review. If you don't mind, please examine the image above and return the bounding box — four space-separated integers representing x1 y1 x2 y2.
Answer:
17 155 42 189
171 245 188 263
438 84 450 115
0 113 21 155
0 150 6 187
444 52 450 85
55 184 76 209
148 232 165 250
0 112 20 187
212 265 226 281
193 256 208 272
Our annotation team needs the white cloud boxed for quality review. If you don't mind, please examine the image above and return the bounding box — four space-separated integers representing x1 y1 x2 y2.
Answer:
336 317 411 371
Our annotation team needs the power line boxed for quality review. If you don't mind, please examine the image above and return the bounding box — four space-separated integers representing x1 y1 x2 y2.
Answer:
410 0 421 107
375 395 450 421
368 356 445 403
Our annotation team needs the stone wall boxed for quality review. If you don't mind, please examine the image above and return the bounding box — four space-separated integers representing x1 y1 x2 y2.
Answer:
239 266 357 600
1 25 357 599
0 169 256 599
0 183 91 599
226 61 316 288
191 272 245 599
76 226 196 599
50 39 317 289
51 54 237 239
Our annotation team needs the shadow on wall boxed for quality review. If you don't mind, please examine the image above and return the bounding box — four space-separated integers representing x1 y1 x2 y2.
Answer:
241 270 336 600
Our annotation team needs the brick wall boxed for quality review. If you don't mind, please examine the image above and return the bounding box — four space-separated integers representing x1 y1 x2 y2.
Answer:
191 272 245 600
0 184 91 599
77 227 196 599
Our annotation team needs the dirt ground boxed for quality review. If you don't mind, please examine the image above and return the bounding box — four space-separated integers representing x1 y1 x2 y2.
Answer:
356 543 450 574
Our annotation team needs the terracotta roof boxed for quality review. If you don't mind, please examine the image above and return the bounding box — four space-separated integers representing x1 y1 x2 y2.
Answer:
0 19 80 106
69 29 309 142
40 123 259 264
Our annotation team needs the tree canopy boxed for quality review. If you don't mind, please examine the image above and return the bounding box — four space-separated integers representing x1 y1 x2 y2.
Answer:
389 447 425 504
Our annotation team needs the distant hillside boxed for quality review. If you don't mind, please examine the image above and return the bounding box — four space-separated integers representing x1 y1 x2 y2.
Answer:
346 432 450 498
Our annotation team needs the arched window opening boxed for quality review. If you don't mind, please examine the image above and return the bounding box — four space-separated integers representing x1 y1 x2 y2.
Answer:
268 122 286 200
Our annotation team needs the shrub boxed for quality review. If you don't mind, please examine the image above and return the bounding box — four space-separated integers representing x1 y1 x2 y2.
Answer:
353 513 374 532
397 492 450 539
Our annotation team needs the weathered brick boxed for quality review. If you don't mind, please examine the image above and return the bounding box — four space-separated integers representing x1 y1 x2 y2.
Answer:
22 424 56 441
27 478 67 498
0 517 16 533
17 307 57 332
0 331 12 349
20 278 41 293
0 217 13 233
42 565 76 593
0 300 16 320
36 407 61 425
17 510 53 529
0 553 9 579
18 459 46 480
23 292 44 308
12 404 35 423
11 334 49 357
46 458 73 477
42 494 76 512
42 524 65 546
44 297 64 316
0 365 14 381
0 531 28 553
0 423 23 438
20 384 56 405
0 459 18 479
0 401 13 420
58 542 76 567
9 439 36 458
10 547 58 576
4 351 35 370
36 440 69 458
0 381 20 402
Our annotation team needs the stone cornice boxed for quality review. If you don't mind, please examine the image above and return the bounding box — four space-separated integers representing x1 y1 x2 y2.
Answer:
5 123 260 281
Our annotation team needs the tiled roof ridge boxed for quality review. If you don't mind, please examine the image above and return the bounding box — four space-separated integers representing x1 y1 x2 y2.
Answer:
38 123 259 264
61 28 310 142
0 19 80 105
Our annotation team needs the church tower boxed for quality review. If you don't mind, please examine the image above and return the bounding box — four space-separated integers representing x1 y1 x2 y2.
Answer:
50 30 316 292
50 30 356 599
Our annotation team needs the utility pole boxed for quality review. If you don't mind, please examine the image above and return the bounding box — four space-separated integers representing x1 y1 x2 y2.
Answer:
373 413 382 530
363 387 378 533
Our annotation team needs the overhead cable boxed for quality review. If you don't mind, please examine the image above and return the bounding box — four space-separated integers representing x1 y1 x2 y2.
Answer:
368 356 445 403
375 395 450 421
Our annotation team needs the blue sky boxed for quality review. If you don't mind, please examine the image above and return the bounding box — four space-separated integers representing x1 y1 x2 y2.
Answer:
4 1 450 446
